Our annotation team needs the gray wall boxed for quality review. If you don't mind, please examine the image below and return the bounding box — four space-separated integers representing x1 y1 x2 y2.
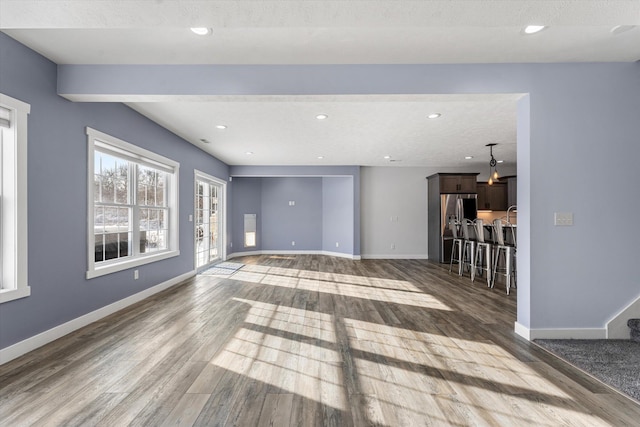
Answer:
262 177 323 250
322 177 354 254
0 33 230 350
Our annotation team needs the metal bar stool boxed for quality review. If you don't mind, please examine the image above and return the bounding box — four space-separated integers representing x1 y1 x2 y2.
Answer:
492 219 516 294
472 219 492 287
449 218 464 276
460 219 476 278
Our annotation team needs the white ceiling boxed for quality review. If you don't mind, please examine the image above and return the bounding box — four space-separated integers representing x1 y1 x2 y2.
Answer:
1 0 639 168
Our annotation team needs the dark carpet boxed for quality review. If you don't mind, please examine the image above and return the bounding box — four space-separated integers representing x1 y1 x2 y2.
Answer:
535 339 640 402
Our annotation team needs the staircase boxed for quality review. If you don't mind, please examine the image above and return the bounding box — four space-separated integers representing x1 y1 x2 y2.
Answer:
628 319 640 342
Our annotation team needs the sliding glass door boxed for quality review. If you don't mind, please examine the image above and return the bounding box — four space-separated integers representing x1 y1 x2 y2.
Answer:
195 172 225 270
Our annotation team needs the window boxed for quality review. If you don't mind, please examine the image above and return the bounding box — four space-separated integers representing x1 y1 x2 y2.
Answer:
87 127 179 279
0 94 31 303
244 213 256 247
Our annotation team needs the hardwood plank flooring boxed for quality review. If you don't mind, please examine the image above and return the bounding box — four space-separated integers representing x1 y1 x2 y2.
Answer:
1 255 639 426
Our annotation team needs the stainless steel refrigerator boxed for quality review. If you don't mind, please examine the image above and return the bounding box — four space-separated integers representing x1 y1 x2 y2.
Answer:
431 193 478 263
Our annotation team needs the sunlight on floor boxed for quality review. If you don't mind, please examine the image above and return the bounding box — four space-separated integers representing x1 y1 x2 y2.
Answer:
234 298 336 343
231 268 452 311
344 318 572 398
241 264 423 292
206 261 618 426
211 299 347 411
338 318 608 426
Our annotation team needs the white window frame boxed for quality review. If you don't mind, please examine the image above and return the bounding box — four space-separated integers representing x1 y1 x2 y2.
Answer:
0 94 31 303
86 127 180 279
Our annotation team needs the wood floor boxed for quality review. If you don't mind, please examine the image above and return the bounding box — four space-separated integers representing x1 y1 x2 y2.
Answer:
1 256 639 426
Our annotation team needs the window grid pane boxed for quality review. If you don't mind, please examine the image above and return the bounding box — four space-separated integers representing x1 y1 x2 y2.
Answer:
95 151 131 205
138 166 167 208
94 204 132 262
139 207 169 253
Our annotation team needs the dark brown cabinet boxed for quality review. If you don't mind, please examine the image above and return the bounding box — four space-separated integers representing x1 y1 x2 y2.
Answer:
503 175 517 208
432 173 478 194
477 182 507 211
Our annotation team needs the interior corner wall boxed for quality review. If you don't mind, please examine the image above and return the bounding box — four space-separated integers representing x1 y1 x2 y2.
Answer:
230 177 263 252
322 177 354 254
229 166 360 257
0 33 230 352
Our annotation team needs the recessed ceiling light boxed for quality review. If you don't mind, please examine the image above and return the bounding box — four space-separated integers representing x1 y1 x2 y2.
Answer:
611 25 636 35
383 155 391 159
317 156 324 159
316 114 328 120
523 25 546 34
190 27 212 36
245 151 253 155
497 160 504 163
215 125 227 130
465 156 473 160
427 113 441 119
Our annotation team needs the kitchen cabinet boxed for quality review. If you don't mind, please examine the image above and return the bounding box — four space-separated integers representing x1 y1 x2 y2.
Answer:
430 173 478 194
477 182 507 211
503 175 517 208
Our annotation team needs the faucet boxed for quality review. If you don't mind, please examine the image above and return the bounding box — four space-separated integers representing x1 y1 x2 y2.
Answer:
506 205 517 224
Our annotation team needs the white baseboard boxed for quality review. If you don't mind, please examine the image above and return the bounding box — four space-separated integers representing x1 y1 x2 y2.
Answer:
360 254 428 260
228 250 360 260
514 321 531 340
0 270 196 365
606 294 640 339
514 322 606 341
320 250 361 260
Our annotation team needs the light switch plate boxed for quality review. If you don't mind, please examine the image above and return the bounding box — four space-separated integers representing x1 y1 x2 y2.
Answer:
554 212 573 226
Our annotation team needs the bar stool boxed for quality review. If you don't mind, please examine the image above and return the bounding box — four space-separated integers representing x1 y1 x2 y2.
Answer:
492 219 516 294
449 219 463 276
506 222 517 288
472 219 492 287
460 219 476 278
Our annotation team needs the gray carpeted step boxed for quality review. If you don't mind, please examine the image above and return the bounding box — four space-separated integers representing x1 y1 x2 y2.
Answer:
627 318 640 342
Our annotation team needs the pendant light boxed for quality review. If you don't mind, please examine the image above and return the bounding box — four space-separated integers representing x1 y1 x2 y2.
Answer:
486 143 499 185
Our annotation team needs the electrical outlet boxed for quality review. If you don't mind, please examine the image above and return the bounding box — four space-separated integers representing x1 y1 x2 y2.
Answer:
291 241 296 246
134 270 139 280
188 214 193 222
391 243 396 250
335 242 339 248
554 212 573 226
